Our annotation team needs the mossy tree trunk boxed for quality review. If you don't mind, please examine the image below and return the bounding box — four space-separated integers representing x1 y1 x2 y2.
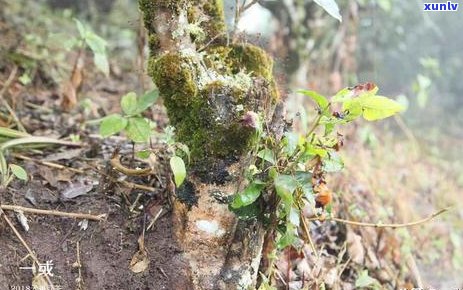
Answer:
139 1 284 288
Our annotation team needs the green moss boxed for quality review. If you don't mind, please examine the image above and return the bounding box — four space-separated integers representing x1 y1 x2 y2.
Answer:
206 44 280 102
150 53 198 103
139 0 155 38
147 34 160 54
139 0 187 18
139 0 190 54
229 44 273 80
169 80 253 161
147 41 279 166
202 0 226 38
187 0 226 44
148 45 280 162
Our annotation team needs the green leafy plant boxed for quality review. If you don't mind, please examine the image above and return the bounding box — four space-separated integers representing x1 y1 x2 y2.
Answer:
0 155 28 188
230 83 403 258
73 18 109 77
0 127 78 188
99 91 189 187
99 90 159 143
158 126 190 188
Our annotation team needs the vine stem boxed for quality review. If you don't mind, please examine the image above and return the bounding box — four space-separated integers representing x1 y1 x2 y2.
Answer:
308 207 451 228
306 113 323 137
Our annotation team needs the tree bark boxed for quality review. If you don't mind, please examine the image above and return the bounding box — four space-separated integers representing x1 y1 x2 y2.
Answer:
139 1 284 288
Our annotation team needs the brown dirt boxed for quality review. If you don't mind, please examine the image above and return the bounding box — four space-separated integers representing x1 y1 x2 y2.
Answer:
0 163 186 290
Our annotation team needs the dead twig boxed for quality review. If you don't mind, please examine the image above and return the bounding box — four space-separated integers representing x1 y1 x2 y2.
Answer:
1 204 107 221
12 153 85 174
129 193 143 212
91 165 156 192
309 207 450 228
300 214 318 256
146 207 163 231
74 241 84 290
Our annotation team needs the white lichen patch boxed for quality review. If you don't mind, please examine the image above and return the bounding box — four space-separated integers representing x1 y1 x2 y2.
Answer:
196 220 226 237
186 21 206 43
171 10 189 40
178 48 253 93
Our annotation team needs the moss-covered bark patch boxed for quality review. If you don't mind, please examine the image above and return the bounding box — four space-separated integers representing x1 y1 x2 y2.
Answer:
140 1 279 167
148 44 279 167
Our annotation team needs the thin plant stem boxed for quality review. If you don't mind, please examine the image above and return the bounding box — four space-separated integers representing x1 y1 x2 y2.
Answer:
308 207 450 229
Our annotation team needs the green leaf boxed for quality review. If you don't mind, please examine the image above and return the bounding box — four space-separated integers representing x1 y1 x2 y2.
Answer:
175 143 191 163
170 156 186 187
0 137 78 152
99 114 127 137
0 127 30 138
257 148 276 165
294 171 312 185
10 164 28 181
305 144 327 158
136 89 159 114
121 92 138 115
355 270 379 288
301 183 314 201
325 122 335 135
332 87 351 102
314 0 342 22
125 117 151 143
288 207 300 227
276 226 297 249
343 98 363 121
274 175 297 206
229 202 261 220
377 0 392 11
323 152 344 173
93 52 109 77
283 132 299 155
84 31 107 54
231 180 265 208
298 89 330 113
360 96 404 121
135 150 151 159
18 73 32 85
73 18 87 38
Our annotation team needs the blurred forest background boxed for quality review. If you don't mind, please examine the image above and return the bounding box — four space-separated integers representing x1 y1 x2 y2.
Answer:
1 0 462 288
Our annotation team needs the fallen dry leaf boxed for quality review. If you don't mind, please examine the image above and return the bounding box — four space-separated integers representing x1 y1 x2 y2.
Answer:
61 80 78 112
346 229 365 264
129 235 150 273
61 182 93 199
61 54 84 111
44 148 84 161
